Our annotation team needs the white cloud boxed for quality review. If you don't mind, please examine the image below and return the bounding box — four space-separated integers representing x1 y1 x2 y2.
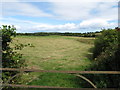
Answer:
52 2 96 20
79 18 117 29
0 17 117 33
2 0 119 2
0 1 118 32
1 2 52 17
0 17 43 32
93 2 118 20
1 21 117 33
51 2 118 21
1 17 42 25
1 1 118 21
33 23 77 31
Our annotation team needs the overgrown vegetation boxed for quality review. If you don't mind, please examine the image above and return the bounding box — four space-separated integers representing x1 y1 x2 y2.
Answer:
85 28 120 88
1 25 33 88
91 28 119 71
93 29 118 59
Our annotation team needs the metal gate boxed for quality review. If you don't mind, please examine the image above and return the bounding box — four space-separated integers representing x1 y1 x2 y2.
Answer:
1 68 120 89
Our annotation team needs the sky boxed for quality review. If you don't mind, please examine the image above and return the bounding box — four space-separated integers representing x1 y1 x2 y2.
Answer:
0 0 119 33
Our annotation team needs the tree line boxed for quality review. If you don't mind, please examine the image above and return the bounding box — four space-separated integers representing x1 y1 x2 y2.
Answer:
17 31 101 37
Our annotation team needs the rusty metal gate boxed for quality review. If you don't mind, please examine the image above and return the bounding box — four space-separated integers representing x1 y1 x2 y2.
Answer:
1 68 120 89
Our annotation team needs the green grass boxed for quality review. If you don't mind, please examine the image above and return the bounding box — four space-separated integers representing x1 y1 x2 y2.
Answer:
12 35 94 88
28 73 80 88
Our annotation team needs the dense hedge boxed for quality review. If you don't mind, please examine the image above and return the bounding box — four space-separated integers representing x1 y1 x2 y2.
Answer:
93 29 118 59
86 28 120 88
92 29 119 71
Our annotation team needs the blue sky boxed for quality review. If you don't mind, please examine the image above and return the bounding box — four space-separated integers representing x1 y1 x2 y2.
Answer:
0 0 118 33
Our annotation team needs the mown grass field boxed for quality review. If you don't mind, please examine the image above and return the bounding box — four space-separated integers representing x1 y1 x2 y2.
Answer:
12 35 95 88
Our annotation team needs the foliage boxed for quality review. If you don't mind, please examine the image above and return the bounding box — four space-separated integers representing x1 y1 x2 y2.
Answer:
87 28 120 88
93 29 118 58
1 25 32 84
92 28 119 71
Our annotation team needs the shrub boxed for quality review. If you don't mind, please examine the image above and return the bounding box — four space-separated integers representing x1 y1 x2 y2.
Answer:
87 28 120 88
93 29 118 58
1 25 28 84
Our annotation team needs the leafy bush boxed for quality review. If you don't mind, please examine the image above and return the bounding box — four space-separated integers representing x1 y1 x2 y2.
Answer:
93 29 118 58
87 28 120 88
1 25 29 84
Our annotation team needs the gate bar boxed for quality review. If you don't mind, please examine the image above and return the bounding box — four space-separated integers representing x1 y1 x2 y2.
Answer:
1 68 120 74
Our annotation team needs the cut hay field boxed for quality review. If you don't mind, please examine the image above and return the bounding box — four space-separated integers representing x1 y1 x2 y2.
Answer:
12 35 95 88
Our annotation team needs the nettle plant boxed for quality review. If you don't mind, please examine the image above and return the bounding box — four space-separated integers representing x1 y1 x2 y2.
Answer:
1 25 34 84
